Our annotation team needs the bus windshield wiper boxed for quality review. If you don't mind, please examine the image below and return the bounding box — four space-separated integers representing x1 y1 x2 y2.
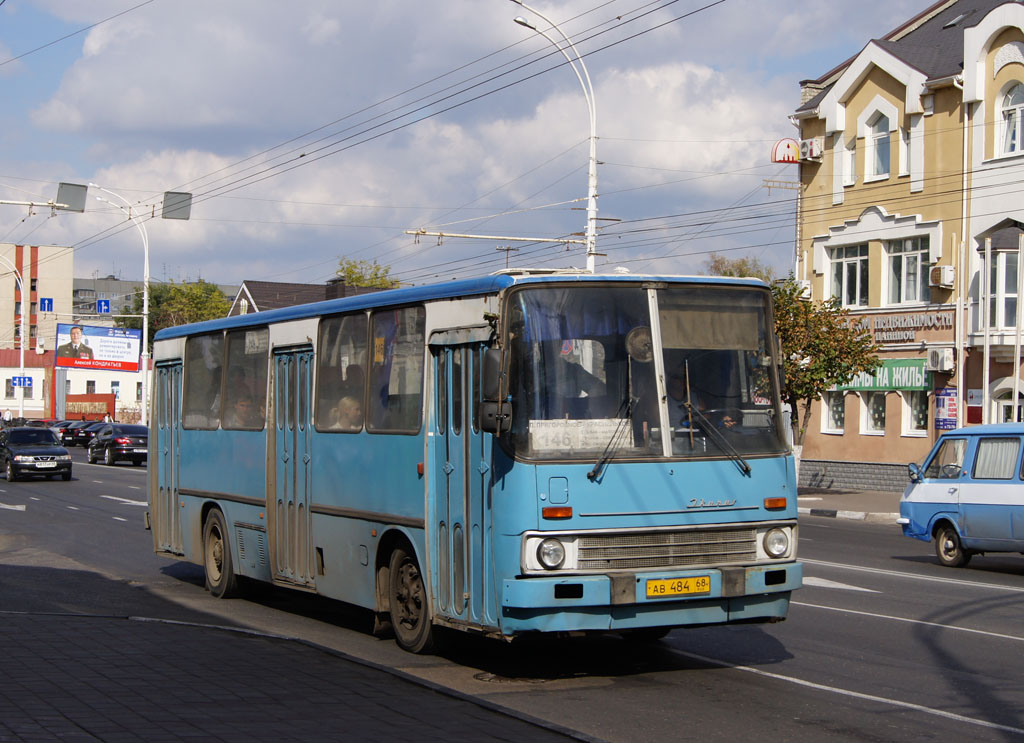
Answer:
684 402 751 476
587 397 633 482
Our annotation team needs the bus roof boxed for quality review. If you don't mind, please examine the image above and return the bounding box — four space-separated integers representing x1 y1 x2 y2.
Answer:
153 271 770 340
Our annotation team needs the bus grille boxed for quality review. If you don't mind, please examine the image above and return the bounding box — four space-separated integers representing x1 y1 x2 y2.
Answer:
577 528 757 570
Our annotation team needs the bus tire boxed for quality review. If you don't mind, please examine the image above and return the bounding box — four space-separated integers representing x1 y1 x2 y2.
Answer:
203 509 239 598
934 523 970 568
388 546 434 653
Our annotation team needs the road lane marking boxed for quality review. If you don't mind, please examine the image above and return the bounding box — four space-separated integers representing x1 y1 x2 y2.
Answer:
67 506 79 510
802 577 878 593
670 648 1024 736
112 517 127 522
802 558 1024 594
127 485 141 490
793 601 1024 643
100 495 147 507
0 502 25 511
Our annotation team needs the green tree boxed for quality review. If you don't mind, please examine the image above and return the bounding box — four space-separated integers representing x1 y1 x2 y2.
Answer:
336 258 399 288
118 280 230 347
771 278 880 445
701 253 776 284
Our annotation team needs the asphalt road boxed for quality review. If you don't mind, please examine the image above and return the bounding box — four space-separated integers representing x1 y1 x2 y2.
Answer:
2 450 1023 742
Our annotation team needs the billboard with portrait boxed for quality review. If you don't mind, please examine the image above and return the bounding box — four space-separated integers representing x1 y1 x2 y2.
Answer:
55 323 142 371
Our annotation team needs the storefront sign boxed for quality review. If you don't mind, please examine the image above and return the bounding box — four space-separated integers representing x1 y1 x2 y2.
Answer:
934 387 958 430
868 311 954 344
836 359 931 391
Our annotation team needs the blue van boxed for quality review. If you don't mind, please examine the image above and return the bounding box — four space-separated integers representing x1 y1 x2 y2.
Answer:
898 423 1024 567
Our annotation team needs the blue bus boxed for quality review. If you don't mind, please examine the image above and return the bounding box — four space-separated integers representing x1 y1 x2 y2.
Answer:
147 271 801 652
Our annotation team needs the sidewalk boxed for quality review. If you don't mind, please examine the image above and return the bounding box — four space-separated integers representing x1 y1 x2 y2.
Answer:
0 565 593 743
797 486 903 524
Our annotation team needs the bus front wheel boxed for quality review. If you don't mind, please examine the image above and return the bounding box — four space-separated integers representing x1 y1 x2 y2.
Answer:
388 546 434 653
203 510 239 598
935 523 971 568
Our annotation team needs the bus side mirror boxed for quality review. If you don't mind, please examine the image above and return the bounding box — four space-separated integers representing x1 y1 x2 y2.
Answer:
479 348 511 433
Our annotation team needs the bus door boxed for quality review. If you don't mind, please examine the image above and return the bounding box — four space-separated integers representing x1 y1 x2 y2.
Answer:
153 362 183 555
431 341 497 630
270 347 315 589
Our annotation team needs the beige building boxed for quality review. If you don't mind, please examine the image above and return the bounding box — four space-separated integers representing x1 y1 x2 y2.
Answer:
790 0 1024 490
0 243 74 354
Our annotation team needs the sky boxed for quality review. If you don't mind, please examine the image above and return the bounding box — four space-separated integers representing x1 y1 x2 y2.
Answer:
0 0 928 289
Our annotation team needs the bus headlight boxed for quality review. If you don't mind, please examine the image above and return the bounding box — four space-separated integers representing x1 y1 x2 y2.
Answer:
763 528 790 558
536 538 566 569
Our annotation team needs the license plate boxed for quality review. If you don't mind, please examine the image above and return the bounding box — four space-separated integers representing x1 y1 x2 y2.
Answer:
35 461 57 469
133 449 147 453
646 575 711 598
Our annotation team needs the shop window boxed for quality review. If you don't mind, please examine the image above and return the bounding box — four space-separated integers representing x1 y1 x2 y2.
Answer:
984 249 1019 329
822 391 845 433
1001 83 1024 156
887 237 930 305
901 390 928 436
867 113 890 179
86 380 96 394
111 381 120 401
830 244 869 307
5 380 13 399
861 391 886 434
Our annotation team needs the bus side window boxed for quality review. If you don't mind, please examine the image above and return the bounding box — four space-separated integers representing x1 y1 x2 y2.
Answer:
183 333 224 429
367 306 425 434
222 328 268 430
316 313 368 432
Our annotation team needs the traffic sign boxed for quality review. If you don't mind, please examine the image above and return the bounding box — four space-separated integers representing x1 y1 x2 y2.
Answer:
11 376 32 387
97 299 110 314
39 297 53 312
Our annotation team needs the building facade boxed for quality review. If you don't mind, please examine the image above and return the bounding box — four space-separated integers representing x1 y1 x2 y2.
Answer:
790 0 1024 490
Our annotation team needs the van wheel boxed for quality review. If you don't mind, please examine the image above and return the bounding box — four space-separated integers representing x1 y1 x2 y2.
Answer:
935 524 970 567
203 510 239 598
388 546 434 653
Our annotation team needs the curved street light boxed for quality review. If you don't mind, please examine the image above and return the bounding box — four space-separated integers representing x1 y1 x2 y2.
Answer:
0 255 27 418
511 0 599 272
88 183 151 426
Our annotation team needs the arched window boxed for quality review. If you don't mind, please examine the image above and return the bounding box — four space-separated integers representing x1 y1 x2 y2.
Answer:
869 113 890 178
1001 83 1024 155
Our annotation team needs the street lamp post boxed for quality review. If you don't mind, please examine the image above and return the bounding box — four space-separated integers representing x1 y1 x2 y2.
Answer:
0 256 27 418
512 0 599 272
89 184 150 426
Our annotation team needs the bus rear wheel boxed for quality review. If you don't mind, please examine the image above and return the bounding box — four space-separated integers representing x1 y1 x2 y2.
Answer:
388 546 434 653
203 509 239 598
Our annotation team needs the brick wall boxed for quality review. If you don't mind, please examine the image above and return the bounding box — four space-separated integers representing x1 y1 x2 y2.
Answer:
800 459 910 493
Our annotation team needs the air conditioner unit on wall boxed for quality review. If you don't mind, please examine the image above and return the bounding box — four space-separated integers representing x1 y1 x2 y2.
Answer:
929 264 955 288
799 137 824 162
926 347 955 373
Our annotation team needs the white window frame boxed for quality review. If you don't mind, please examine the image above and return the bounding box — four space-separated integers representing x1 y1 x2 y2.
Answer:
830 244 869 308
886 236 930 306
865 113 891 181
898 128 910 177
984 249 1019 330
821 391 845 434
860 391 886 435
1000 82 1024 157
900 390 929 437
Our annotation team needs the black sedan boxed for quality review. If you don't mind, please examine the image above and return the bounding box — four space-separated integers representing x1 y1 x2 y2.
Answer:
68 421 105 448
62 420 94 446
0 427 72 481
87 424 148 466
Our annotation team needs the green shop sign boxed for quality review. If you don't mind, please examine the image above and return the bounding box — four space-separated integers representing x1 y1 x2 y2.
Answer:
835 359 931 392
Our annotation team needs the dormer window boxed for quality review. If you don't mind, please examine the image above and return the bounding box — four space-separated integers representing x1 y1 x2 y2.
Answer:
1001 84 1024 155
868 113 891 178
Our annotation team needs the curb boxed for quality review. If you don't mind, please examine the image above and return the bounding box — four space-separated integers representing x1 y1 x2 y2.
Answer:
799 507 900 524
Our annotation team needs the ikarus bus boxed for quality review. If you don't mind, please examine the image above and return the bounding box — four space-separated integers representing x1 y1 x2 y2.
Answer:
147 271 801 652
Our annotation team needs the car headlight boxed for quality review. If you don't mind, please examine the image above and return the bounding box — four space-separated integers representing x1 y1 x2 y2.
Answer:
13 455 32 462
57 454 71 461
536 538 566 569
763 528 790 558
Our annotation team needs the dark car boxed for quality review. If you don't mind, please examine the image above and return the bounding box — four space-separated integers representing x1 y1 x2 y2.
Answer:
0 426 72 481
69 421 105 448
87 424 148 466
62 421 93 446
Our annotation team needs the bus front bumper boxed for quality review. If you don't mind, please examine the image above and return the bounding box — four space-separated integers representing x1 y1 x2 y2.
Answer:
499 561 802 634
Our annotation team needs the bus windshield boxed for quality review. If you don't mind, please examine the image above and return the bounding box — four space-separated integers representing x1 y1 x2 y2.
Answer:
506 283 787 461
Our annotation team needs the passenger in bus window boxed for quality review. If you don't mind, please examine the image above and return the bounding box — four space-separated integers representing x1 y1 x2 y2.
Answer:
224 396 260 429
333 395 362 430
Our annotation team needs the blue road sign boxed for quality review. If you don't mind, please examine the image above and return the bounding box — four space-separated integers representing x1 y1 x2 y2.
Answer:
39 297 53 312
97 299 110 314
11 376 32 387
